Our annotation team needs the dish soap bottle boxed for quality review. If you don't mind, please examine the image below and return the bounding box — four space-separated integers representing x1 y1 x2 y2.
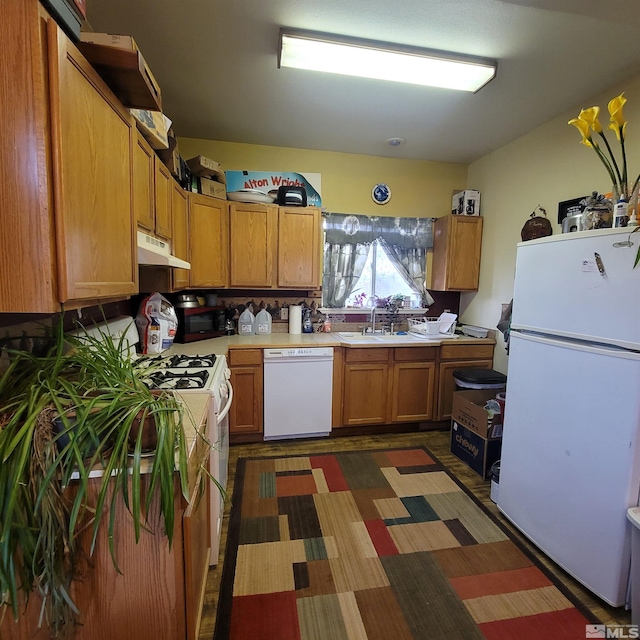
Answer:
255 308 272 335
302 308 313 333
613 198 629 228
238 308 256 335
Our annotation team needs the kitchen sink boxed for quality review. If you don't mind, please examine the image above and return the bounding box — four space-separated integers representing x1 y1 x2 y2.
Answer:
336 332 429 344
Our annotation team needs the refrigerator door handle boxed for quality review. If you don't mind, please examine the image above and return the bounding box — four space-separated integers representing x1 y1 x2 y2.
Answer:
514 330 640 360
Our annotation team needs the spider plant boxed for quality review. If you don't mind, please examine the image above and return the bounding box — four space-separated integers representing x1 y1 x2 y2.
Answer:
0 316 209 638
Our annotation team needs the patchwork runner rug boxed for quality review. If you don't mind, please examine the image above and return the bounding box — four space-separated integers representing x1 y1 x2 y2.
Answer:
214 448 600 640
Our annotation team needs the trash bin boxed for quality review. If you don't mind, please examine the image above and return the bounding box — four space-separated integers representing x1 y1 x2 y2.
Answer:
453 368 507 391
627 507 640 624
490 460 501 503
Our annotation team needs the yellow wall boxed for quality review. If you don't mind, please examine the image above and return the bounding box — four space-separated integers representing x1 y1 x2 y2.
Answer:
466 75 640 373
177 138 468 218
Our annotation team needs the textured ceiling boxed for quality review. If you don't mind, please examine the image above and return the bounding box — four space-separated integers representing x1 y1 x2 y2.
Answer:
85 0 640 164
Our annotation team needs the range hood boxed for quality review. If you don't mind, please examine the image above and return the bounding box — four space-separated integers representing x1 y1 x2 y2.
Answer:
137 231 190 269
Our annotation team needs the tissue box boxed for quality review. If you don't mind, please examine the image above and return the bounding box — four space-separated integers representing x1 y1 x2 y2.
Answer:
452 189 481 216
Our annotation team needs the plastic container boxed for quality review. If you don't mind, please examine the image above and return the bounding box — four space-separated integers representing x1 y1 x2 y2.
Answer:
255 308 272 335
453 368 506 391
238 308 255 335
490 460 500 503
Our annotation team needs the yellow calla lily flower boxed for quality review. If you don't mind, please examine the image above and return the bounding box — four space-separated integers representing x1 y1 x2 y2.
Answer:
568 117 593 147
579 107 602 133
608 93 627 140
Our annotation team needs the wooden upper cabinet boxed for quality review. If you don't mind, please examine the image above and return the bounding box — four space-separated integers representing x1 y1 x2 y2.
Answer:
189 194 229 288
172 182 190 291
154 158 173 240
0 1 58 312
48 18 136 303
132 132 155 232
132 132 172 240
278 206 322 288
229 203 277 288
431 215 483 291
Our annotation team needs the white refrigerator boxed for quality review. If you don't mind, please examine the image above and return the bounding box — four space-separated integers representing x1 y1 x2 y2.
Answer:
497 227 640 607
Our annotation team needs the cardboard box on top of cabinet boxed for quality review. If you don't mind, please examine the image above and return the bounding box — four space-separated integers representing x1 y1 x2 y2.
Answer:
194 176 227 200
129 109 171 150
79 32 162 110
450 420 501 478
225 171 322 207
452 389 504 439
452 189 481 216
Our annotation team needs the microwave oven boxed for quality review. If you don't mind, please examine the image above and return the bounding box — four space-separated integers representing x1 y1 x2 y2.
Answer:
175 306 224 343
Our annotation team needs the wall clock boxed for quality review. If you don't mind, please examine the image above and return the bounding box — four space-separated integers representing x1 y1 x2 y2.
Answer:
372 183 391 205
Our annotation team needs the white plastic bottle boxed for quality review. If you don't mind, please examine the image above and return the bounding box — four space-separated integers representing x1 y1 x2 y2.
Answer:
238 308 256 335
613 198 629 228
255 308 272 335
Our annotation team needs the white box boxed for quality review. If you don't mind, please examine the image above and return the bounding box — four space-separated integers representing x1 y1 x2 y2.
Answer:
452 189 481 216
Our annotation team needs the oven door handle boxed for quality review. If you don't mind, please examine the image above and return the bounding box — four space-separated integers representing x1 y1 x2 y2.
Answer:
217 380 233 424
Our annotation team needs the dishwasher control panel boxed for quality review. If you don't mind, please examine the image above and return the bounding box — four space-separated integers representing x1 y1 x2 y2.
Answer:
263 347 334 359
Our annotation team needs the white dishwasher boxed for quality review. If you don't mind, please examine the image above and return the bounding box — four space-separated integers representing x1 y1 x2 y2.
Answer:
263 347 333 440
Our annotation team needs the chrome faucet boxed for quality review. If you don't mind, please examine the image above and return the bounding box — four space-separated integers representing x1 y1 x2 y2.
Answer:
370 308 376 334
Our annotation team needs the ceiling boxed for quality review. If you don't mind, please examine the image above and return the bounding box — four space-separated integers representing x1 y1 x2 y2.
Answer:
84 0 640 164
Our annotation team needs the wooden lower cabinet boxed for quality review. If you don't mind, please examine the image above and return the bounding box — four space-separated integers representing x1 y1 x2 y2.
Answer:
0 473 209 640
436 343 495 420
391 348 437 422
229 349 263 436
183 468 211 640
342 349 391 426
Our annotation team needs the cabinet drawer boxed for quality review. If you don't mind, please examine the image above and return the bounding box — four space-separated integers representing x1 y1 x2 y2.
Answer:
345 347 390 363
393 347 437 362
229 348 263 366
440 343 494 360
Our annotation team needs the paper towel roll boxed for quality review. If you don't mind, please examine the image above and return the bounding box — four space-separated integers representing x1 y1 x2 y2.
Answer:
288 305 302 334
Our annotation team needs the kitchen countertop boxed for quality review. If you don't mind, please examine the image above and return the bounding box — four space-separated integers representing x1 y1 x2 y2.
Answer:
167 332 494 357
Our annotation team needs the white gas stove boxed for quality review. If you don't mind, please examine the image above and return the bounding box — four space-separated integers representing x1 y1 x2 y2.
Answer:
68 316 232 566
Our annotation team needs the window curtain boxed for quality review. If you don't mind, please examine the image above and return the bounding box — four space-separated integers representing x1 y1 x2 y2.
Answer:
323 214 375 307
323 213 435 308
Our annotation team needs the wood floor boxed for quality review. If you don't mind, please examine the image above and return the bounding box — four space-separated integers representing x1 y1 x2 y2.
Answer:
197 429 632 639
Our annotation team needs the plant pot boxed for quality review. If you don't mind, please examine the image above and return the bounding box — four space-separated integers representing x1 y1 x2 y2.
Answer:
128 411 157 452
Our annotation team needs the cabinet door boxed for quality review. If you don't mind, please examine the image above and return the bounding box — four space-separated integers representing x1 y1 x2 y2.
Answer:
431 216 483 291
229 366 263 435
0 2 58 313
392 361 436 422
183 471 210 640
189 194 229 288
172 183 190 291
343 363 390 425
132 132 155 232
154 158 173 240
49 22 137 303
229 203 277 288
278 206 321 288
437 359 493 420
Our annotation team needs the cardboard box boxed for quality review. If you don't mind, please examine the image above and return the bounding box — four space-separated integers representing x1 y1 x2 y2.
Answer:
194 176 226 200
225 171 322 207
79 33 162 110
186 155 221 176
450 420 501 478
452 189 481 216
129 109 171 150
186 156 226 187
452 389 504 439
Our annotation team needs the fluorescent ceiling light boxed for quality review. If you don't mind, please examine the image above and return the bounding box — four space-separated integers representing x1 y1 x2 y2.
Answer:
278 29 497 93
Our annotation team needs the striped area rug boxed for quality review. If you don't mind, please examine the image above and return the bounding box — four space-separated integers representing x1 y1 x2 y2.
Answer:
213 448 599 640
